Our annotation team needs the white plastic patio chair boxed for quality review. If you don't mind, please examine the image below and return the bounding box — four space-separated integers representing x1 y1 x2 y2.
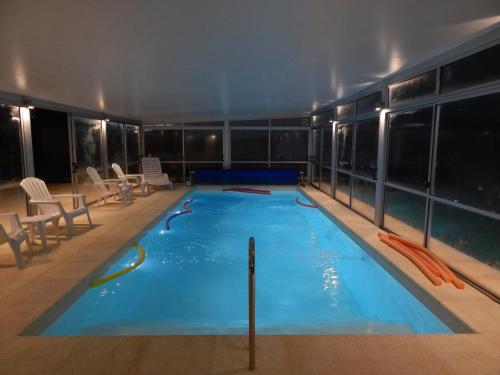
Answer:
111 163 148 195
0 212 32 268
141 157 174 189
20 177 93 238
87 167 133 206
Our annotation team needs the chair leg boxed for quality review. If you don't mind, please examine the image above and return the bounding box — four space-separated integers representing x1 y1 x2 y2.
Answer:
52 218 60 243
66 219 74 238
86 211 93 227
9 241 24 269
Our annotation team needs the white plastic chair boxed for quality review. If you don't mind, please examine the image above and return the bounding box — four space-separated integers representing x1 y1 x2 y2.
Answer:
0 212 32 268
20 177 93 238
87 167 133 206
141 157 174 189
111 163 148 194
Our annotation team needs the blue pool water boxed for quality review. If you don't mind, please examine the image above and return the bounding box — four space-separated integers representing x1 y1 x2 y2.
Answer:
43 189 452 335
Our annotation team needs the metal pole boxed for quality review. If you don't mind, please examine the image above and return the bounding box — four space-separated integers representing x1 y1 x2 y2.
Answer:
248 237 255 370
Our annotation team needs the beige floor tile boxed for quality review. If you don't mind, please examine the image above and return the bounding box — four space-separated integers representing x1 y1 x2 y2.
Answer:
136 336 216 375
53 336 148 375
211 335 291 375
0 337 79 375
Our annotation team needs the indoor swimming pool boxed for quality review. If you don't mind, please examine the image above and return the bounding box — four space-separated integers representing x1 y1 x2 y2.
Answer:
41 189 452 335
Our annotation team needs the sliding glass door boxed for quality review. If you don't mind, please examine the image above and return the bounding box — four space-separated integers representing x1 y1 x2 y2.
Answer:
0 105 26 215
72 117 104 204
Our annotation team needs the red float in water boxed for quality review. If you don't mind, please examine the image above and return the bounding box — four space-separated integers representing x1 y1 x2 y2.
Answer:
222 187 271 195
165 199 194 230
295 196 318 208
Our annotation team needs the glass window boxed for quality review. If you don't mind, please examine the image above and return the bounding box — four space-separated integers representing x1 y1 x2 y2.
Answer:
383 187 427 245
351 178 376 221
230 119 268 127
144 129 183 161
321 127 332 167
0 105 25 215
353 118 379 179
74 118 103 203
186 163 223 178
356 91 383 115
31 108 71 184
336 123 353 170
312 112 333 127
320 167 331 195
270 130 308 161
429 202 500 269
162 163 183 182
184 129 223 161
335 172 350 205
184 121 224 127
440 44 500 94
75 118 102 170
435 93 500 213
311 129 321 164
389 70 436 104
126 125 140 173
231 130 268 161
106 122 124 174
270 163 307 175
337 102 355 120
231 163 268 170
270 118 309 127
386 108 433 191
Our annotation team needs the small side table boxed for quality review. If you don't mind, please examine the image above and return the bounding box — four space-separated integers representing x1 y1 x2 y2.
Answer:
21 214 59 249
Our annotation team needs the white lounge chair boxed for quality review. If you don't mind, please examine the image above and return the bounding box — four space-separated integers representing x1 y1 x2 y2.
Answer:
141 157 174 189
111 163 148 195
0 213 32 268
20 177 93 238
87 167 133 206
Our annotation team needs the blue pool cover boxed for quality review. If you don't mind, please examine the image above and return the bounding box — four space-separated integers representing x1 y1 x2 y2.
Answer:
193 169 299 184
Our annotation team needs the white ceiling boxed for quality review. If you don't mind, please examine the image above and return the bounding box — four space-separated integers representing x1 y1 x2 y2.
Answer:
0 0 499 123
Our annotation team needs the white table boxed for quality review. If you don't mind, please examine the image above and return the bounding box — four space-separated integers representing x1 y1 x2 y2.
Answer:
21 214 59 248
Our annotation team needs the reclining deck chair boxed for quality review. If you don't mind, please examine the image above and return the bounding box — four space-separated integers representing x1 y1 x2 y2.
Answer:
87 167 133 206
20 177 93 238
111 163 148 195
141 157 174 189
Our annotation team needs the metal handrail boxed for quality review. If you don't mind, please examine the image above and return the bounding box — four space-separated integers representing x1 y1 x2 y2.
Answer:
248 237 256 370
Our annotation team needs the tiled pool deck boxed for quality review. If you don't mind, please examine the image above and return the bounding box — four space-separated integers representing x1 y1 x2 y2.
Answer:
0 185 499 374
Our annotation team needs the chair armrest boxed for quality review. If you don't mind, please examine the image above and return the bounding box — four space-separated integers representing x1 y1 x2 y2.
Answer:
101 179 123 183
52 194 85 198
0 212 22 230
125 174 146 184
51 194 88 208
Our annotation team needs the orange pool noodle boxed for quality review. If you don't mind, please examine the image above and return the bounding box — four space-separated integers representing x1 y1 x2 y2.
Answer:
386 234 465 289
378 233 442 286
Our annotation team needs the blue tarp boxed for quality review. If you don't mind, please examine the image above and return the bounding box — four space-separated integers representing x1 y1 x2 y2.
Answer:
193 169 299 185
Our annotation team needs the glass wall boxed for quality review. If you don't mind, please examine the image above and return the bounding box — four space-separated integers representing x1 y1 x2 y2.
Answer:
126 125 140 173
334 115 380 221
106 122 125 177
0 105 25 216
144 129 183 180
230 117 309 176
311 112 333 193
434 93 500 213
144 123 224 181
31 108 72 207
184 129 223 176
73 118 104 203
